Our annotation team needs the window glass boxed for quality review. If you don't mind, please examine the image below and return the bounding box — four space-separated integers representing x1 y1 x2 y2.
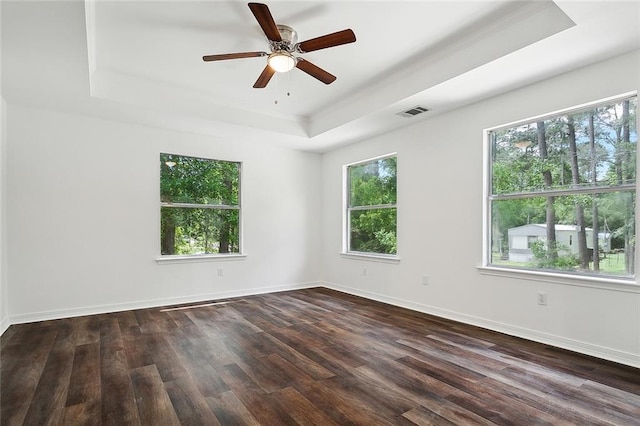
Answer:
487 96 636 278
160 153 241 255
347 155 397 255
349 156 397 207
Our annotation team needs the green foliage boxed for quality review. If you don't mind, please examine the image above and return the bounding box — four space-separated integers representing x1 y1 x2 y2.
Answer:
350 208 397 254
349 157 397 254
160 154 240 255
492 198 546 239
161 153 239 205
530 240 578 270
349 157 396 206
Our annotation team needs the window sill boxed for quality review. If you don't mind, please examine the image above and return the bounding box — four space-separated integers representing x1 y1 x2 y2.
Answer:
477 265 639 293
340 252 400 264
156 253 247 264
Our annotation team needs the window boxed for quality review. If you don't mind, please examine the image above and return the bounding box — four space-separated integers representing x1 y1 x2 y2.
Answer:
160 153 241 256
345 155 397 255
486 94 637 279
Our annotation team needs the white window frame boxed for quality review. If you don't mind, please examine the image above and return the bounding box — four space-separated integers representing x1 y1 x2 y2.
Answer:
482 92 638 285
342 153 399 262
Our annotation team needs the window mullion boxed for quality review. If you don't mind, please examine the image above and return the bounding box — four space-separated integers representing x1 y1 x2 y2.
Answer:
161 202 239 210
349 204 397 211
491 183 636 200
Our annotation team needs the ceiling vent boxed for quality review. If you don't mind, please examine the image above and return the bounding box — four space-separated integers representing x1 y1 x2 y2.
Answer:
396 106 429 118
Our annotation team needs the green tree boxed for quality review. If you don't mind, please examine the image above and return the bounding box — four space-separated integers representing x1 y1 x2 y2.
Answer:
349 157 397 254
160 154 240 255
567 115 589 269
537 120 558 261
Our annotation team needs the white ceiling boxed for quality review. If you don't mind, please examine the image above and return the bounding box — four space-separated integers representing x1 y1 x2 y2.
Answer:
2 1 639 152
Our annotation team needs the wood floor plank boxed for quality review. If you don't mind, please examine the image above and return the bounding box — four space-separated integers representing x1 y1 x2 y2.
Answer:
293 377 400 425
409 397 499 426
262 333 336 380
65 342 101 408
184 334 237 367
142 333 188 382
0 323 20 350
167 333 230 397
21 321 76 425
164 378 221 426
580 379 640 412
225 346 292 394
269 327 369 375
231 300 293 331
321 369 417 420
315 319 414 361
449 376 570 425
396 354 487 390
205 390 261 426
257 353 316 386
99 318 141 426
271 386 341 426
2 287 639 425
498 366 640 425
473 375 611 425
122 332 154 370
62 401 102 426
74 316 102 346
0 327 58 425
426 332 590 388
133 310 167 335
218 363 298 424
352 357 461 403
227 328 281 358
130 365 181 426
164 310 197 329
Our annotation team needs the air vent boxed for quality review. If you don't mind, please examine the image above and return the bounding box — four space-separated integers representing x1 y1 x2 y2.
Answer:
396 106 429 118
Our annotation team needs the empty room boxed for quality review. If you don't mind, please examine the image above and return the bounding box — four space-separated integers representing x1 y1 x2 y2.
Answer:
1 0 639 424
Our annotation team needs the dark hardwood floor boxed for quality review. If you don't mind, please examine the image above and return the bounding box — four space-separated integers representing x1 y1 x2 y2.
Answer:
2 287 639 425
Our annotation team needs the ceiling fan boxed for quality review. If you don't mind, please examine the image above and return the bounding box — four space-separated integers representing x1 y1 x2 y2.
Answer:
202 2 356 88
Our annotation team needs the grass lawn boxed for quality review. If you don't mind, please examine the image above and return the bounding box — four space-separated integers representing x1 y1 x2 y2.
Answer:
598 252 627 275
491 252 630 276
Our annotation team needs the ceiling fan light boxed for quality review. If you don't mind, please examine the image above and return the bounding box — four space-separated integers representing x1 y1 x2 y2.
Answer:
268 52 295 73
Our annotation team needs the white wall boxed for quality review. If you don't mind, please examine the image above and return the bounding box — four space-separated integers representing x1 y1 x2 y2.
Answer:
5 104 322 322
1 97 8 334
0 0 8 334
321 50 640 367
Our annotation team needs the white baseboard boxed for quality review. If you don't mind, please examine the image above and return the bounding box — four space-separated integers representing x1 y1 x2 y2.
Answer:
0 315 10 336
321 281 640 369
7 281 319 326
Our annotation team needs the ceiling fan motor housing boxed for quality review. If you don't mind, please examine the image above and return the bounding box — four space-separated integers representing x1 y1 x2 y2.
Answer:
269 25 297 52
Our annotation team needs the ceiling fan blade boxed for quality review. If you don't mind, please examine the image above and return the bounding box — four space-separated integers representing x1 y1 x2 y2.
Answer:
253 64 276 88
296 29 356 53
203 51 267 62
295 59 336 85
248 3 282 42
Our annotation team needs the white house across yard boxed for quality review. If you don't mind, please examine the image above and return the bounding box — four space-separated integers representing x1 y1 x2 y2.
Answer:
508 224 611 262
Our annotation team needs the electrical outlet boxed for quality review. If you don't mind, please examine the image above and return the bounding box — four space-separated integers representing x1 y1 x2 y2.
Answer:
422 275 429 285
362 268 367 276
537 292 547 306
217 267 223 277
